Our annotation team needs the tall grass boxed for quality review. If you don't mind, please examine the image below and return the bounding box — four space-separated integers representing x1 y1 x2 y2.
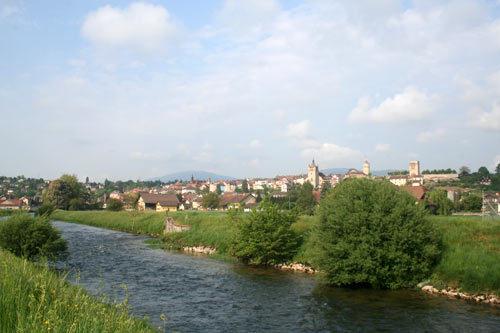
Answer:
428 215 500 294
0 249 156 332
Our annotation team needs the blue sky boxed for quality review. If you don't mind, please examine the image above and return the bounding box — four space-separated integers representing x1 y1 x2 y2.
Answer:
1 0 500 181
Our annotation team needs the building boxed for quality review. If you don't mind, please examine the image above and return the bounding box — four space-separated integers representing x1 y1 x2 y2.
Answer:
363 160 370 176
138 192 180 212
219 193 256 210
307 160 319 189
409 161 420 177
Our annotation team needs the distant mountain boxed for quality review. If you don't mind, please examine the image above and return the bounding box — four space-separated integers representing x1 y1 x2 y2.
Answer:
321 168 395 177
151 171 236 182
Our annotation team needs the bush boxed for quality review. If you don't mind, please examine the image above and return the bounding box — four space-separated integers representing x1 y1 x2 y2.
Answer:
311 178 441 289
36 202 55 217
0 214 67 261
231 202 302 264
106 198 123 212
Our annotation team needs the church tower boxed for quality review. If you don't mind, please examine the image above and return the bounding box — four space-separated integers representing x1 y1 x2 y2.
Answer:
363 160 370 176
308 159 319 189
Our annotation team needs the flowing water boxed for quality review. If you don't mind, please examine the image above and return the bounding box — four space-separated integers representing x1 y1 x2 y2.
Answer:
53 221 500 332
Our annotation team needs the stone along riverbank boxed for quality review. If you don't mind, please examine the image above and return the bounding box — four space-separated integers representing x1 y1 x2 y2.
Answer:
52 220 500 332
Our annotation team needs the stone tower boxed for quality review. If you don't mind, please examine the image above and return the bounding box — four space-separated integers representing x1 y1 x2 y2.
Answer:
409 161 420 177
308 159 319 189
363 160 370 176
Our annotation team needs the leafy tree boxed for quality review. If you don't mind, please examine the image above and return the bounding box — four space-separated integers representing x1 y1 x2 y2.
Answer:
60 174 85 199
311 178 441 289
231 202 301 264
202 192 220 209
320 181 332 199
124 192 139 209
242 179 249 193
478 166 490 177
462 194 483 212
85 176 89 183
44 179 73 210
427 189 454 215
496 163 500 175
106 198 123 211
0 214 68 261
216 184 222 195
69 198 86 211
296 181 315 215
459 166 471 177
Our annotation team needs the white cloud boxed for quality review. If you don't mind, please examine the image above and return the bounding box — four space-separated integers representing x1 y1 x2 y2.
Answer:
1 5 19 18
215 0 281 40
300 142 363 165
465 72 500 130
375 143 391 152
471 103 500 130
349 87 439 124
286 120 312 139
249 139 262 149
81 2 182 55
416 128 445 144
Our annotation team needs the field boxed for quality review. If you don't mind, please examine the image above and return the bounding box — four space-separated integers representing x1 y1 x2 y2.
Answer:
50 210 500 294
0 249 157 332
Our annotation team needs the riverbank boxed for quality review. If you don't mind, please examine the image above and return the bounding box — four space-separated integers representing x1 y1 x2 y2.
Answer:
0 249 156 332
50 210 500 297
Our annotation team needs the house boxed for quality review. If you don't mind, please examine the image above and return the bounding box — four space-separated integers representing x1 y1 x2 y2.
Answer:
219 193 256 210
343 168 366 180
0 198 23 210
389 175 408 186
402 186 426 201
138 192 180 212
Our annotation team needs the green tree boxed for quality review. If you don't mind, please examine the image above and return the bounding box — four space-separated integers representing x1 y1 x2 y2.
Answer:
427 189 453 215
320 182 332 199
106 198 123 211
462 194 483 212
478 166 490 177
44 179 73 210
311 178 440 289
35 202 55 217
296 181 315 215
231 202 301 264
202 192 220 209
459 166 471 177
0 214 68 261
242 179 249 193
496 163 500 175
216 184 222 195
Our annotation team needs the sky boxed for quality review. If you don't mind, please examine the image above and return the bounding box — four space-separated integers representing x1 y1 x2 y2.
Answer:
1 0 500 182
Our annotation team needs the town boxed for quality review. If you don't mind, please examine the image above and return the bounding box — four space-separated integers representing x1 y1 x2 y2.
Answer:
1 160 499 216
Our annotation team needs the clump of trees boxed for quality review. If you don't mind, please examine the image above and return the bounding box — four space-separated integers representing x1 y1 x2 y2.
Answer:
106 198 124 211
202 192 220 209
310 178 441 289
231 202 302 264
422 168 457 174
43 174 88 210
295 181 316 215
0 214 67 261
427 189 454 215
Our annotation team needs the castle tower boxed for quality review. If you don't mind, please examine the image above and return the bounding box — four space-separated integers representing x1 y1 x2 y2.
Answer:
363 160 370 176
409 161 420 177
308 159 319 189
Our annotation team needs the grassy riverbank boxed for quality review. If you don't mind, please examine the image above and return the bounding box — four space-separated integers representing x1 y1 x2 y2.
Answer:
50 210 500 295
0 249 156 332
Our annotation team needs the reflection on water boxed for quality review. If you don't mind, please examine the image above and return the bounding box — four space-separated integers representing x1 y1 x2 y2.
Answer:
53 221 500 332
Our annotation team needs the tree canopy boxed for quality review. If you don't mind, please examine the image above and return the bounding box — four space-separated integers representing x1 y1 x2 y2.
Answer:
311 178 441 289
202 192 220 209
296 182 316 215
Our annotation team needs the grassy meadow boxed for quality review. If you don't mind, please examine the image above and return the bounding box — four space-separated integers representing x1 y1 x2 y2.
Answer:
0 249 156 332
50 210 500 294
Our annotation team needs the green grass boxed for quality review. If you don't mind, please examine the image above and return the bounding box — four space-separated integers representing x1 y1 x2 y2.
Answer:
51 210 166 236
0 249 156 332
428 215 500 295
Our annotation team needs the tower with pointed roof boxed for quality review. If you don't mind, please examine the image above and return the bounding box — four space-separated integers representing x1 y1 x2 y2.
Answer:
307 159 319 189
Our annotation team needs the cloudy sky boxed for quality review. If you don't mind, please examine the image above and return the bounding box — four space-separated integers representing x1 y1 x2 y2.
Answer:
1 0 500 181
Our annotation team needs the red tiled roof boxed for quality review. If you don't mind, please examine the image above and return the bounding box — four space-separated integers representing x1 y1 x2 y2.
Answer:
139 192 179 206
402 186 426 200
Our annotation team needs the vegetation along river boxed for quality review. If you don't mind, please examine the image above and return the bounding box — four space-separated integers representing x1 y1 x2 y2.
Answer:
52 221 500 332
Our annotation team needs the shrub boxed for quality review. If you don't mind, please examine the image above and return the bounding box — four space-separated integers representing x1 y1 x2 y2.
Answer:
36 202 56 217
231 202 302 264
0 214 67 261
311 178 441 289
106 198 123 211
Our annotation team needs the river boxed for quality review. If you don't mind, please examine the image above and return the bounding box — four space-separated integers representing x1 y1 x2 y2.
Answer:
52 221 500 332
